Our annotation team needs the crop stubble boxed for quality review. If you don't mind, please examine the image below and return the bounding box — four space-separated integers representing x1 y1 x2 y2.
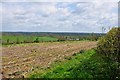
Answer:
1 41 97 78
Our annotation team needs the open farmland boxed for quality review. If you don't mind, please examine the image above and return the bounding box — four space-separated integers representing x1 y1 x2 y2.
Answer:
1 41 96 78
1 32 104 45
1 35 58 44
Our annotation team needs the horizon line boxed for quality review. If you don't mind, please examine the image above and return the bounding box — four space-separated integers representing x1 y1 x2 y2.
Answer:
0 31 106 34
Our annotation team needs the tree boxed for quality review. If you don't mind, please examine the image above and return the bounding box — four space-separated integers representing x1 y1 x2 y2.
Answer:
97 27 120 62
57 36 66 41
34 37 39 43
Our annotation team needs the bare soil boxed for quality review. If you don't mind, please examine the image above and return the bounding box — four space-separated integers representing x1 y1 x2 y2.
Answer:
1 41 97 78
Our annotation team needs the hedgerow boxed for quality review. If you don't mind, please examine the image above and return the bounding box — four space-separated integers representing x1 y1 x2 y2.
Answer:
97 27 120 62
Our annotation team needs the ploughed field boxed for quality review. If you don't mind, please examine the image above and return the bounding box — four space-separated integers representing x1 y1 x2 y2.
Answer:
1 41 97 78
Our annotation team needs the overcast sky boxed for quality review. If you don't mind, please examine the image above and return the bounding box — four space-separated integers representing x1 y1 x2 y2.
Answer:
0 0 119 33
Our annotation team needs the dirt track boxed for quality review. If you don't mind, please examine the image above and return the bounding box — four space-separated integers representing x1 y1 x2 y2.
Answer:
1 41 97 78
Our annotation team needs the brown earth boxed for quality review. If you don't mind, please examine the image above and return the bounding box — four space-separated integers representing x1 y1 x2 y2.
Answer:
1 41 97 78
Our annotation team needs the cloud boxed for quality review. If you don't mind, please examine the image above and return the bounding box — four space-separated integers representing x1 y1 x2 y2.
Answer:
1 1 118 33
1 0 119 2
0 3 2 31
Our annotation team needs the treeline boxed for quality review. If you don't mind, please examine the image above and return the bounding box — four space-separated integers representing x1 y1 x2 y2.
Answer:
57 35 100 41
1 32 104 45
2 32 105 37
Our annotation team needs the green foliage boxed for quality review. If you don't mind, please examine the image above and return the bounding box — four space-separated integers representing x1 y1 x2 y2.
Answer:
34 37 39 43
57 36 66 41
57 35 100 41
2 35 58 45
97 27 120 62
29 49 119 79
16 37 20 44
7 39 9 44
1 32 102 45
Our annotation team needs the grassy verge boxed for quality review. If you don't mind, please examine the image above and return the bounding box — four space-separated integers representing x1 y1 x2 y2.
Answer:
28 49 119 79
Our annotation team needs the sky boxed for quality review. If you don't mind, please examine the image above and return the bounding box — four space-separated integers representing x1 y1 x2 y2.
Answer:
0 0 119 33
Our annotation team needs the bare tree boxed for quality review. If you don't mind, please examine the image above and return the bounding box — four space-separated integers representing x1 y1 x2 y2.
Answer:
102 27 106 33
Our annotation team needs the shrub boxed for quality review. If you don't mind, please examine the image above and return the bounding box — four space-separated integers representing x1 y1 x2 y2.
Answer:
97 27 120 62
16 37 20 44
34 37 39 43
7 39 10 44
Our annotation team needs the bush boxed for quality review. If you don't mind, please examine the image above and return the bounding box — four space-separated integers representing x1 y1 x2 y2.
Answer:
97 27 120 62
34 37 39 43
16 37 20 44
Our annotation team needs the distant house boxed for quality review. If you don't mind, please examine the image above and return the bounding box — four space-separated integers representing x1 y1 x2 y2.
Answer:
76 38 79 41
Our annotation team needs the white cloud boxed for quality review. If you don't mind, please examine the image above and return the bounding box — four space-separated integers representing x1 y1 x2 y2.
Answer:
1 1 118 32
0 3 2 31
46 6 57 14
1 0 119 2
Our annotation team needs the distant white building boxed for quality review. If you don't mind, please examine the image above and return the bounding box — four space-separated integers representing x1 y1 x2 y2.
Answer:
76 38 79 41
